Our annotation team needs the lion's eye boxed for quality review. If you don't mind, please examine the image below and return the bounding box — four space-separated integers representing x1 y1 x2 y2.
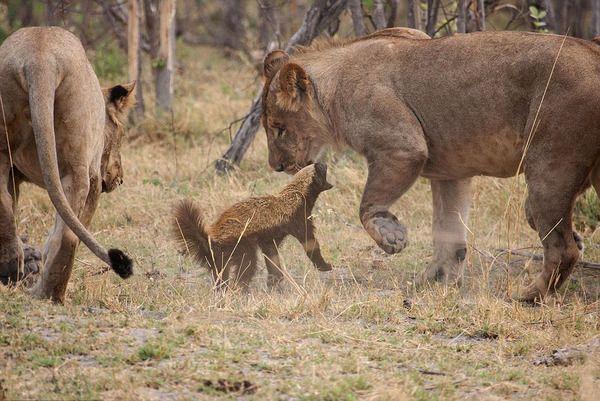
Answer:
277 127 285 138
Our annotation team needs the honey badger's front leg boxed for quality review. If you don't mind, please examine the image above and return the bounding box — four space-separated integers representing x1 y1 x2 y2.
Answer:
292 220 332 272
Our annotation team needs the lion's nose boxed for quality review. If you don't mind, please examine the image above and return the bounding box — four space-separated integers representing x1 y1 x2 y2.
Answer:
275 164 285 172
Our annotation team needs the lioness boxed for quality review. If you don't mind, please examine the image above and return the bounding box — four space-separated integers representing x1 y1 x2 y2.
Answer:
261 28 600 301
0 27 134 302
173 163 333 290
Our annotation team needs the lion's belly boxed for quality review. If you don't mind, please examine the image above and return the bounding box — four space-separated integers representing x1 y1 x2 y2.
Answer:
421 130 524 180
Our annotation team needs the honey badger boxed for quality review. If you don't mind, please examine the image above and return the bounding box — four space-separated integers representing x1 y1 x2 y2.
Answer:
173 163 333 290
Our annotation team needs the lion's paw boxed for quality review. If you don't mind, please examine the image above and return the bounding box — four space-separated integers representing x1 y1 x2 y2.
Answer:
366 215 408 254
22 241 42 277
0 257 21 285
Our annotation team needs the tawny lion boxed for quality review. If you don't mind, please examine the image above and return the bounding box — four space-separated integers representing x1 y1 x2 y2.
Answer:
0 27 134 302
260 27 600 301
173 163 333 290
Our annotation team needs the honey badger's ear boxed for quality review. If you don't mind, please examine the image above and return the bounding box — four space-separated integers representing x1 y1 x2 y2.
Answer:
264 50 289 80
276 63 310 112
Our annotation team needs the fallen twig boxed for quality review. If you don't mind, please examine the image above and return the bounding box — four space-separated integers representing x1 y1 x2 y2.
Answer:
497 248 600 271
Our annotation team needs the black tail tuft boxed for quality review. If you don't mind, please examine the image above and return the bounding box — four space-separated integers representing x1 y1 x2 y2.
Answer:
108 248 133 279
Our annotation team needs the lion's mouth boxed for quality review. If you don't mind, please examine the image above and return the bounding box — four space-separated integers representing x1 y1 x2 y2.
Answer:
101 177 123 193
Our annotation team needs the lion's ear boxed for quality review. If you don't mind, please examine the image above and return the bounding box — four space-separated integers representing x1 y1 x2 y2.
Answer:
264 50 289 80
104 81 136 112
276 63 310 112
104 81 136 125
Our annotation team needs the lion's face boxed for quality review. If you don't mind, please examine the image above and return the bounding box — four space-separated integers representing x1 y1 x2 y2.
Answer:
102 82 135 193
261 51 330 174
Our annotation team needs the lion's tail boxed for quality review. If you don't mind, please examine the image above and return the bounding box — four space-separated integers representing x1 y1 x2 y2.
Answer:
172 199 213 266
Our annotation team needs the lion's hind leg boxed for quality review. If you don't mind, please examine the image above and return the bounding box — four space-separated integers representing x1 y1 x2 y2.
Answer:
0 154 23 285
515 167 589 302
32 172 91 302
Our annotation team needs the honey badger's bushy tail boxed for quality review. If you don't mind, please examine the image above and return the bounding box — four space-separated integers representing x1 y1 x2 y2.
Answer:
173 199 212 265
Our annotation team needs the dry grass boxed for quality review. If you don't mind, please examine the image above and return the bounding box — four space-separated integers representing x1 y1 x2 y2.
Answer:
0 44 598 401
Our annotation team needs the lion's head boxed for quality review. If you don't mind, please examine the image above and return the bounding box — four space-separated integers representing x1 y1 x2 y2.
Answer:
261 50 331 175
101 82 135 192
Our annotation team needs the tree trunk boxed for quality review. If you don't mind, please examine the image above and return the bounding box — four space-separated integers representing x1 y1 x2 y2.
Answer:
372 0 386 30
128 0 145 118
418 1 427 31
221 0 247 52
155 0 176 113
541 0 556 32
456 0 467 33
215 0 349 173
349 0 366 36
387 0 398 28
593 0 600 37
476 0 485 31
407 0 416 28
571 0 584 38
259 0 281 50
425 0 440 37
45 0 57 26
554 0 568 34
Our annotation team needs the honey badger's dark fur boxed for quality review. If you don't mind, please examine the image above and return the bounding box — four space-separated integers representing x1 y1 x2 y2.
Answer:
173 163 333 290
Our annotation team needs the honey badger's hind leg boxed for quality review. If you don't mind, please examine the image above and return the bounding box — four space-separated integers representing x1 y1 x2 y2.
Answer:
259 239 284 290
232 246 258 293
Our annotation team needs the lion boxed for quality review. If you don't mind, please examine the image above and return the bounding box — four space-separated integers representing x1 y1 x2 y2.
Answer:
0 27 134 302
260 27 600 301
173 163 333 290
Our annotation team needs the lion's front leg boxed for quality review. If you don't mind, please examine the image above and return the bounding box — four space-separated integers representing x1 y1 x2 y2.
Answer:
359 150 426 255
418 178 472 285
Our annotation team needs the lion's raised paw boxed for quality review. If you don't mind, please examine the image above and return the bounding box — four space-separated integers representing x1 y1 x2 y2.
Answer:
366 215 408 254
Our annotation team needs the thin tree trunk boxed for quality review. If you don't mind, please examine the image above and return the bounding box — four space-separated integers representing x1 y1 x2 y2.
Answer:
476 0 485 31
221 0 247 52
407 0 416 28
593 0 600 37
554 0 568 34
572 0 584 38
144 0 159 58
425 0 440 37
259 0 281 50
349 0 366 36
128 0 144 117
541 0 556 32
155 0 176 112
387 0 398 28
372 0 386 30
215 0 349 173
45 0 57 26
418 1 427 31
456 0 467 33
